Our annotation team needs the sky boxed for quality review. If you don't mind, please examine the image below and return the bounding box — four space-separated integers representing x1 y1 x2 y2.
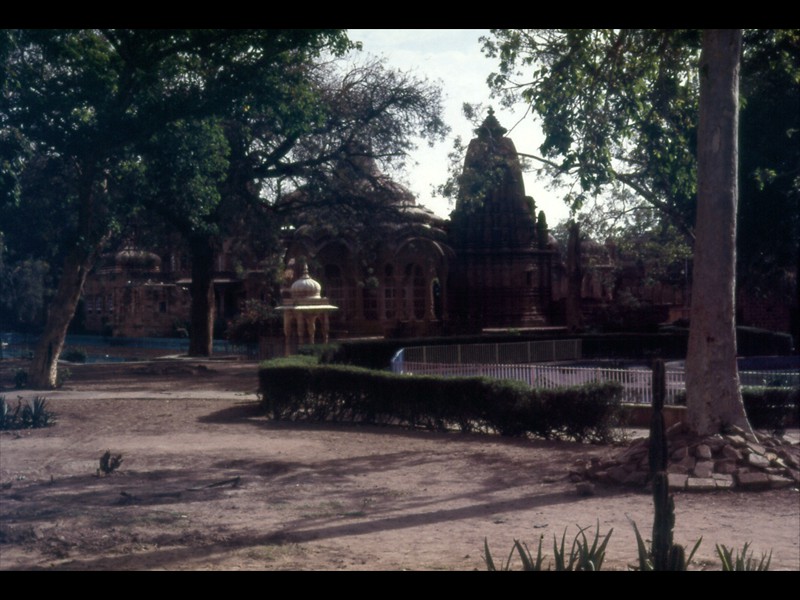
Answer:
347 29 572 225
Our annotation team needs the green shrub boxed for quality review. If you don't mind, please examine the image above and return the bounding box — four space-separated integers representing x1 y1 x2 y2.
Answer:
258 361 622 442
14 369 28 389
62 347 87 363
741 386 799 431
673 386 798 430
297 343 340 362
56 367 71 388
226 300 282 345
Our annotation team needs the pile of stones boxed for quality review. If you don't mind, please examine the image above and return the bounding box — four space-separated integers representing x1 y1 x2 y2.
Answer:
571 423 800 492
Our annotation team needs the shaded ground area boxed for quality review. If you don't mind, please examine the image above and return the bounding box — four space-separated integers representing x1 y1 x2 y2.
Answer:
1 358 798 571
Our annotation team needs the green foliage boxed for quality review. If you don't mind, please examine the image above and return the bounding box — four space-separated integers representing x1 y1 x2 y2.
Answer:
296 343 340 362
484 536 548 571
484 523 612 571
61 347 87 363
226 300 283 345
481 29 798 338
735 326 794 356
99 450 123 475
56 367 71 388
0 395 55 430
740 386 799 431
3 29 407 366
482 29 700 231
629 519 702 571
23 396 53 428
331 332 697 370
737 30 800 298
14 369 27 389
716 542 772 571
258 360 622 442
141 118 231 239
513 383 624 443
554 522 613 571
0 256 50 332
321 328 792 374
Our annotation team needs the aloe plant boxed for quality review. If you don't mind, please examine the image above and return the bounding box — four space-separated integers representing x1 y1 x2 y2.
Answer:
1 395 54 430
553 522 613 571
0 396 10 429
22 396 53 428
716 542 772 571
484 523 612 571
484 536 547 571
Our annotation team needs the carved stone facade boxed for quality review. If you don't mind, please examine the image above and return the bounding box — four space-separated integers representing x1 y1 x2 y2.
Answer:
82 241 271 339
281 156 453 339
82 247 192 338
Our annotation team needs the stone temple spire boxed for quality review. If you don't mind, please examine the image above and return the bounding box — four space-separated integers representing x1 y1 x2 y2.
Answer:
448 109 551 329
475 107 508 140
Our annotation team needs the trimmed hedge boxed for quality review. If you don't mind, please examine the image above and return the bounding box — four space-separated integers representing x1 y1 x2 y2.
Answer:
258 357 623 443
741 386 800 431
674 386 799 431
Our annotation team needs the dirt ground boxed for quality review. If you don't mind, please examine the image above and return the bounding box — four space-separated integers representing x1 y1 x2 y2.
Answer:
1 356 798 571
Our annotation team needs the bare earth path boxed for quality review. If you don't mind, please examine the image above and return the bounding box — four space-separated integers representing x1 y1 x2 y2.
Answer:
1 358 798 571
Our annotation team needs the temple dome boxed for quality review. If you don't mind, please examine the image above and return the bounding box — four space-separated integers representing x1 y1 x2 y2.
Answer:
290 265 322 300
115 247 161 271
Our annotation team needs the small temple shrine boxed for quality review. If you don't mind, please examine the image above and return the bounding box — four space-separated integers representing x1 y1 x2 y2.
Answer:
277 263 338 355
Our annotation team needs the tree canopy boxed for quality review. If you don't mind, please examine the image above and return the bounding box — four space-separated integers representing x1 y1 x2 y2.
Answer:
480 28 797 434
1 30 449 372
482 29 702 238
481 30 799 253
131 56 447 355
480 29 799 344
1 29 355 385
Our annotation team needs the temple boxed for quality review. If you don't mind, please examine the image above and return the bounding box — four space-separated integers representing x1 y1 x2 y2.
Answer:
79 112 787 346
447 109 554 330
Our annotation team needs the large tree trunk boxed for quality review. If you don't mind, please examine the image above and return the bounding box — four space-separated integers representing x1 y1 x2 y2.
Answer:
685 29 752 437
188 235 216 357
28 247 95 389
29 166 107 389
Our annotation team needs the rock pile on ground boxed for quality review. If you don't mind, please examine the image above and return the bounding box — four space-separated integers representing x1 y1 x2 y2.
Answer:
571 423 800 492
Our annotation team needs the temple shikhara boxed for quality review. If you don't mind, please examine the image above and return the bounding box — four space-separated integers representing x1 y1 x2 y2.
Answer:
81 112 781 348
